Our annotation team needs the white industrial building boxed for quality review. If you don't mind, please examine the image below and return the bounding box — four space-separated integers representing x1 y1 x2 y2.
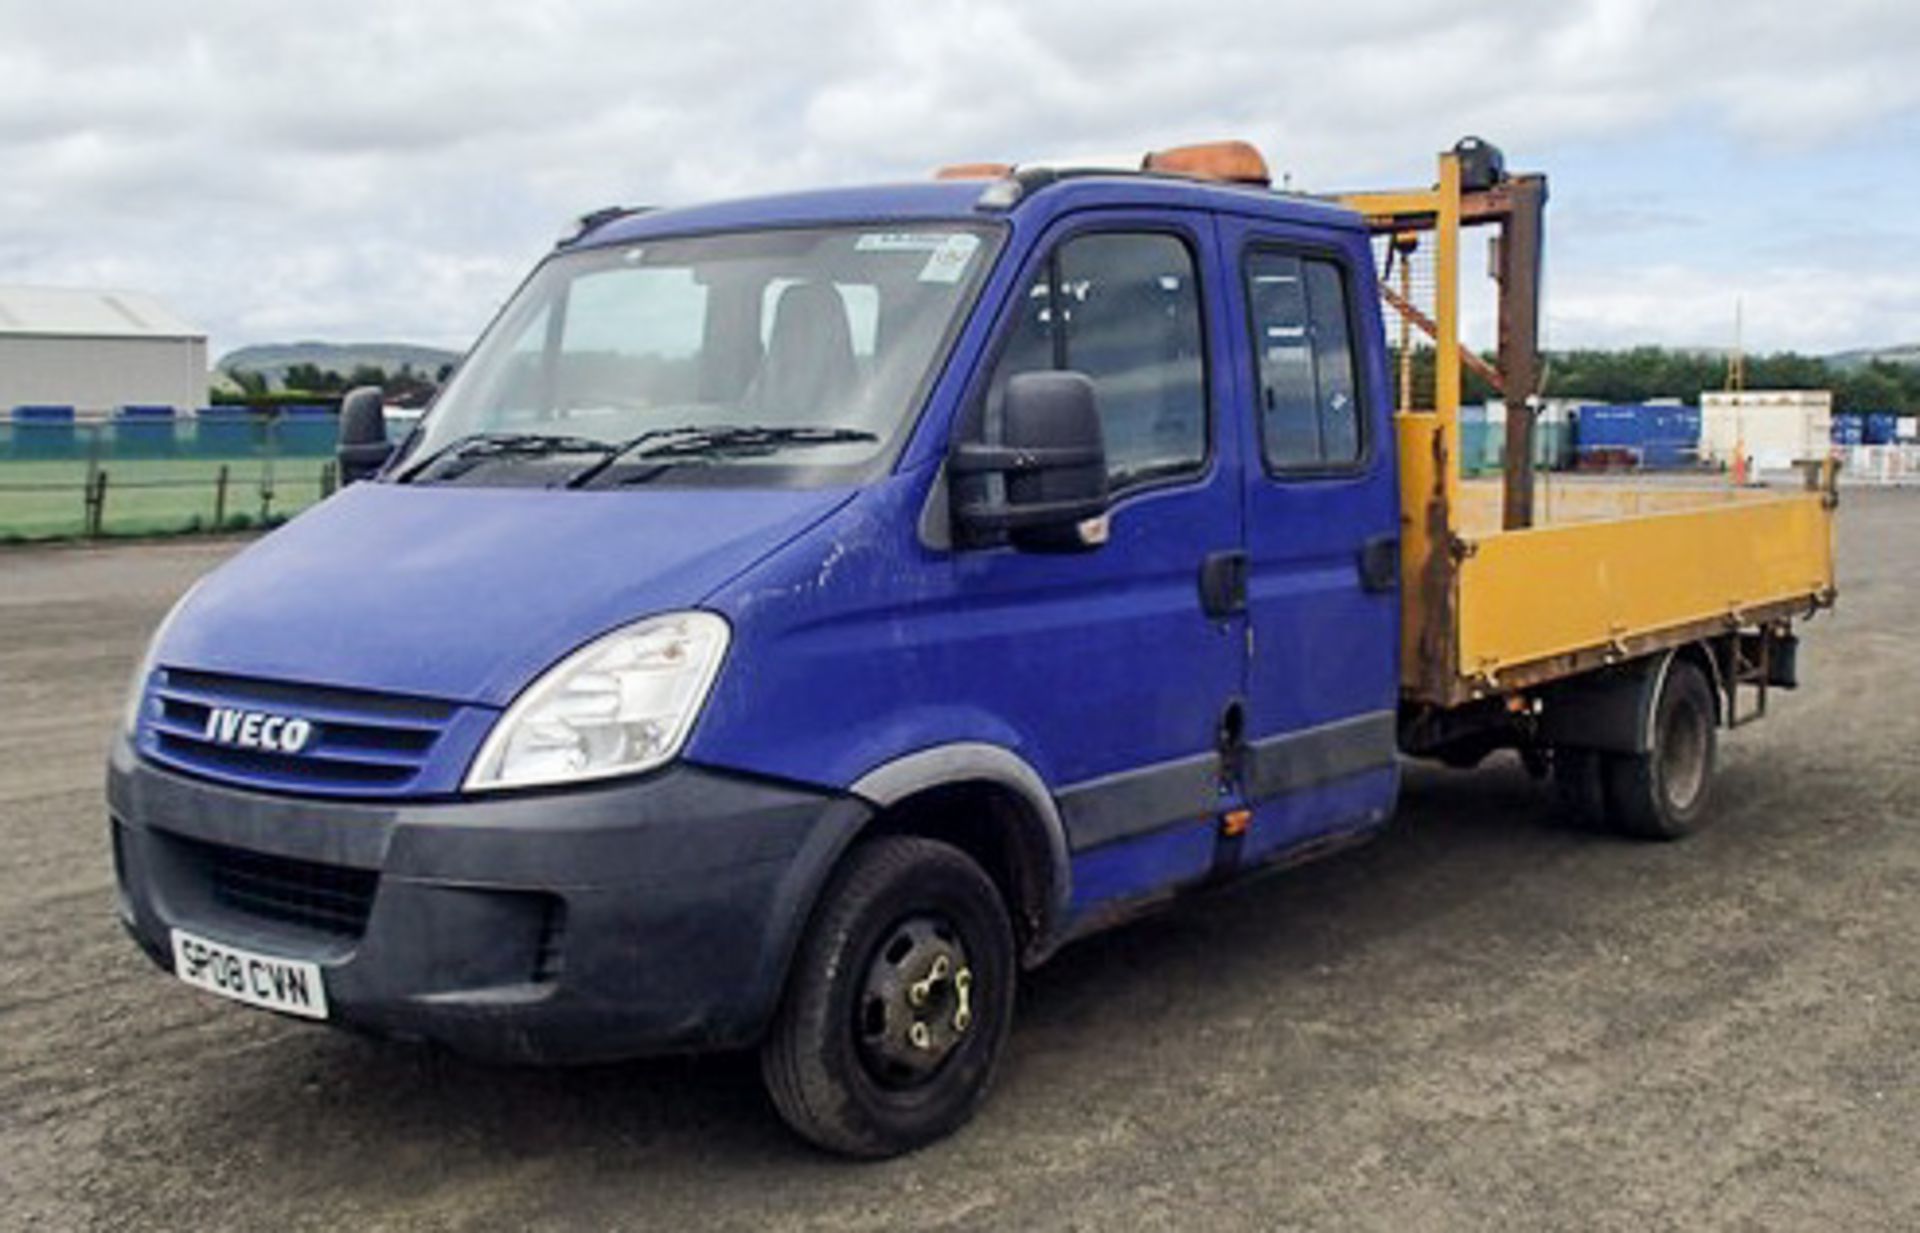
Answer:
0 285 208 413
1700 390 1833 472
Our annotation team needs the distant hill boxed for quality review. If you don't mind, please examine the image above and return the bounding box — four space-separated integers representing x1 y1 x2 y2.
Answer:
218 341 463 386
1826 344 1920 370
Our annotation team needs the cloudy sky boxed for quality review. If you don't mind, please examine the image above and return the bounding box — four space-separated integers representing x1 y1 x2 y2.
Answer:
2 0 1916 361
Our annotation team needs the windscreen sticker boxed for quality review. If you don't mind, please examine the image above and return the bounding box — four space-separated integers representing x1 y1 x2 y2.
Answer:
918 233 981 283
856 232 950 252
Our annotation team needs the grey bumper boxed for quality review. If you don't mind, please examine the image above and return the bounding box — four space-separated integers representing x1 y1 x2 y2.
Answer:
107 739 869 1063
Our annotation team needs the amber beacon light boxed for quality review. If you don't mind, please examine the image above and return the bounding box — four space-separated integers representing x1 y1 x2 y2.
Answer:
1142 140 1271 185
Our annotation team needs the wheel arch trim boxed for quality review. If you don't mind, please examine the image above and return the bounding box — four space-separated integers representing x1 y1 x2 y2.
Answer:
849 743 1072 964
1538 647 1678 755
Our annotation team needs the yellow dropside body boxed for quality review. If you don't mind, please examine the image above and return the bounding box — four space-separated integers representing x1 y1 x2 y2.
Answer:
1397 412 1837 706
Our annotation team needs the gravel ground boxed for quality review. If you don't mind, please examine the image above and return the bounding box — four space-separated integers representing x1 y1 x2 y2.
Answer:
2 494 1915 1231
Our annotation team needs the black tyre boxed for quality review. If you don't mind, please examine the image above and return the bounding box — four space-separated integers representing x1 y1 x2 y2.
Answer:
1552 746 1609 828
1603 660 1717 840
761 836 1015 1157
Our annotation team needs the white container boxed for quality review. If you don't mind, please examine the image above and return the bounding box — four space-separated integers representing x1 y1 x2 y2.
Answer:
1700 390 1833 471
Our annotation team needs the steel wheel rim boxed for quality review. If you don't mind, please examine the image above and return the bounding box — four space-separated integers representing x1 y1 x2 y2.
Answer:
1663 695 1708 812
855 913 976 1089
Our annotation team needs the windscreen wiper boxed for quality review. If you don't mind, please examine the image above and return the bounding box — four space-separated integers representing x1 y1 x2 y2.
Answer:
568 425 879 488
401 431 617 483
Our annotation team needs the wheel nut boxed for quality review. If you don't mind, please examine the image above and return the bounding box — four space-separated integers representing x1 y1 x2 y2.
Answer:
952 968 974 1033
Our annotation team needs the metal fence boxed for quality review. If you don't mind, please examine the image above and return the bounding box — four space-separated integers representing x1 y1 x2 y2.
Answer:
1838 444 1920 486
0 412 340 541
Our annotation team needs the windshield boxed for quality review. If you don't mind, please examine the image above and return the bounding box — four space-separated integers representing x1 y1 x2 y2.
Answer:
406 223 1000 485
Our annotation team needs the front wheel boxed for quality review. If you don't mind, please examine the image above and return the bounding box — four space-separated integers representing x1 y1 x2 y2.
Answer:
1604 659 1718 840
761 836 1016 1157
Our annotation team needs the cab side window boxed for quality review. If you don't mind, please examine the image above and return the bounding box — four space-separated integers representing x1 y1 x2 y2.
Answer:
1245 249 1362 470
985 232 1208 489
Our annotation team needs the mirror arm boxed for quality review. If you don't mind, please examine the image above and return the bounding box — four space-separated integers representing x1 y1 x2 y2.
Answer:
339 440 395 476
953 493 1108 531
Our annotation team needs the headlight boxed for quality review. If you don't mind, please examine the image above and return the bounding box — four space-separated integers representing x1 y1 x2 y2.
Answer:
464 611 730 792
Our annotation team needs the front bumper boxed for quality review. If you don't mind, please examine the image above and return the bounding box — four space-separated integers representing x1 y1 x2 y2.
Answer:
107 739 869 1063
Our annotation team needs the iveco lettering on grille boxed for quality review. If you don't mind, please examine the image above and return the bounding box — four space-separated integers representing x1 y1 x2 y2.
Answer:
201 708 313 753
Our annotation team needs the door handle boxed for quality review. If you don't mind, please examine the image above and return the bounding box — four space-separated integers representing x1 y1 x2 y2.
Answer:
1359 534 1399 593
1199 549 1248 618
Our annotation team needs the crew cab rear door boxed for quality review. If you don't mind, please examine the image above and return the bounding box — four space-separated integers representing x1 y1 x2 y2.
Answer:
1214 214 1401 856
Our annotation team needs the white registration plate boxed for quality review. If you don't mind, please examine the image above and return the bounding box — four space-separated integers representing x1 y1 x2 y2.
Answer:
171 928 329 1020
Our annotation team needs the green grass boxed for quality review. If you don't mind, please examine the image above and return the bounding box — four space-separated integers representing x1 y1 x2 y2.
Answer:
0 457 335 541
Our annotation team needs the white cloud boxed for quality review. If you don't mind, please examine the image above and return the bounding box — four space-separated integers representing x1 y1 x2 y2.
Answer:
1 0 1917 356
1547 261 1920 355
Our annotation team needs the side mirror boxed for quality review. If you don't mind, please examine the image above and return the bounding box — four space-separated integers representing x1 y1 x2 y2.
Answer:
951 371 1109 552
336 386 392 484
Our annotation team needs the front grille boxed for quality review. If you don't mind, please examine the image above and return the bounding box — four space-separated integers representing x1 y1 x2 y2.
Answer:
142 667 456 796
178 833 379 939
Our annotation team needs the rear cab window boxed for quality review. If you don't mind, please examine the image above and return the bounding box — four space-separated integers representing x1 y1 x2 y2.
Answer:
1244 248 1364 472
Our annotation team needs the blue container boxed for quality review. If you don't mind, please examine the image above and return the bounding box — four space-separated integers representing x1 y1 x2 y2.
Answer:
193 407 265 458
1641 404 1701 470
276 403 339 458
1574 404 1645 468
1832 415 1865 446
1643 440 1689 469
1576 404 1644 448
112 404 178 459
1865 412 1899 446
10 404 78 459
1574 402 1705 470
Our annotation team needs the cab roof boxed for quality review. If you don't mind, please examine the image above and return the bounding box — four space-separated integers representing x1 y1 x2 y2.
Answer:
581 173 1363 249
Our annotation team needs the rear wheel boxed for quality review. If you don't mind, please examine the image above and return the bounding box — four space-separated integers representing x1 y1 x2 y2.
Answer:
761 836 1015 1157
1603 660 1717 840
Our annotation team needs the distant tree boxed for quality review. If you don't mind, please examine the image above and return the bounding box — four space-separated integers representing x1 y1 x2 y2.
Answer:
1372 344 1920 413
228 368 269 397
1834 361 1909 414
435 362 456 384
347 364 388 390
282 362 351 393
1746 352 1829 393
383 362 438 405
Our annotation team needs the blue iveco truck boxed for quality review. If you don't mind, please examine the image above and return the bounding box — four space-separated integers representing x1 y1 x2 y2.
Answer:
110 140 1833 1155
